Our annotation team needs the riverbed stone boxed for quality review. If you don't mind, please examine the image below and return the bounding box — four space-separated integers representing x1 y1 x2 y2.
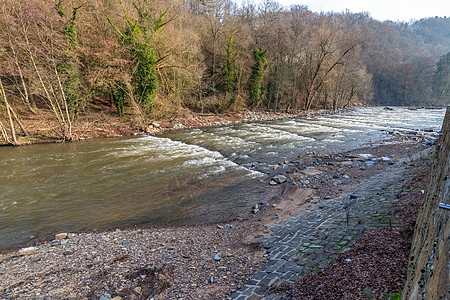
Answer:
99 293 112 300
272 175 287 184
18 247 38 256
55 233 68 241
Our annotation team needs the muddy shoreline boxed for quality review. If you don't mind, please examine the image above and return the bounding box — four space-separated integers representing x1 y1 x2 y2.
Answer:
0 135 434 299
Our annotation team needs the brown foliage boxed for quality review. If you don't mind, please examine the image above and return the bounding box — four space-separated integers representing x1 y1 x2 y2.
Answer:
0 0 448 143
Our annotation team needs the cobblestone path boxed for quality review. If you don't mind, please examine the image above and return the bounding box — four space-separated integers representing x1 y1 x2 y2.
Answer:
231 160 412 300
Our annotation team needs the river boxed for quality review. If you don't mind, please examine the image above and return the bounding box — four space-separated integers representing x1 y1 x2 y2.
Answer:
0 107 446 250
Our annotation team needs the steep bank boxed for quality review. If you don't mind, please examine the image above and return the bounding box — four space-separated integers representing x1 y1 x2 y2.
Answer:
402 106 450 299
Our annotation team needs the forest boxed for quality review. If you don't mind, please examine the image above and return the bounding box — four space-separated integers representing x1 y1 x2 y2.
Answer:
0 0 449 143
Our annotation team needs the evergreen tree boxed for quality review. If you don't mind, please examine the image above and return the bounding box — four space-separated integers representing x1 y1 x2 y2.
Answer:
248 47 267 108
55 1 83 114
108 3 166 113
224 28 238 95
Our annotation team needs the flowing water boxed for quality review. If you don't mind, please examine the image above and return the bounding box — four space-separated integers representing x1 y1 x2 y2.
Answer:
0 107 446 250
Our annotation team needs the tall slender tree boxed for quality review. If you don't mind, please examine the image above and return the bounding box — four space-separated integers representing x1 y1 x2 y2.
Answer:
249 47 267 107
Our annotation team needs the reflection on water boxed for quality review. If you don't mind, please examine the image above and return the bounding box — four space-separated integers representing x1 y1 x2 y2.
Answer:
0 107 445 250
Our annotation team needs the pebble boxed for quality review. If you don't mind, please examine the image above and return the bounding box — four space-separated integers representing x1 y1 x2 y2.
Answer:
272 174 287 184
55 233 68 241
18 247 38 255
173 123 186 129
213 254 221 261
49 240 61 247
168 246 175 251
362 286 373 297
134 286 142 294
286 179 296 185
99 293 112 300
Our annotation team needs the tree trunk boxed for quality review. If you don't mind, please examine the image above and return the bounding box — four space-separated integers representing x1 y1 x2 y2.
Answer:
0 118 11 144
0 78 18 145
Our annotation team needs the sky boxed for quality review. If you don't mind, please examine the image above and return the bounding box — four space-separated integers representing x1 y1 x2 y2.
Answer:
276 0 450 22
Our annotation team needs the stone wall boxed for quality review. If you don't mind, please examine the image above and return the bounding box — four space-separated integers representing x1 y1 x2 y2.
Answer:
403 106 450 300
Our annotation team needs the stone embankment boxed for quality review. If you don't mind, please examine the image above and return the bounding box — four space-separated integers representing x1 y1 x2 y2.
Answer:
402 106 450 300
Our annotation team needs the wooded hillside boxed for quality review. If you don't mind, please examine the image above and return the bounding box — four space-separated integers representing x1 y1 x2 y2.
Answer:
0 0 449 143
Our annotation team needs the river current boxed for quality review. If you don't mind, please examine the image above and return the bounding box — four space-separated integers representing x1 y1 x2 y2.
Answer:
0 107 446 250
